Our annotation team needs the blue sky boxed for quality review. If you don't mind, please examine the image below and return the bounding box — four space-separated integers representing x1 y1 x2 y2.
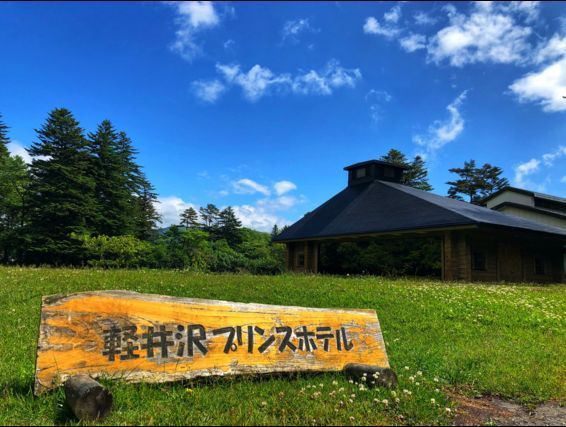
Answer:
1 1 565 231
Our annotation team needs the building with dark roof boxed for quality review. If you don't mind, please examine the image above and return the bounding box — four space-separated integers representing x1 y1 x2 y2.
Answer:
481 187 566 230
274 160 566 283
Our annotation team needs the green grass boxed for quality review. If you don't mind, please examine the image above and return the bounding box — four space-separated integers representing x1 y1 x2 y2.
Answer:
1 267 564 425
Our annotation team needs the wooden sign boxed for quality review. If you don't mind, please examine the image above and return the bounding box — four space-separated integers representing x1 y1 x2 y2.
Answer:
35 290 392 394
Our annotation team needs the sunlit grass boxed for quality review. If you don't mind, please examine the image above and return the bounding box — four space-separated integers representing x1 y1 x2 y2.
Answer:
0 267 564 425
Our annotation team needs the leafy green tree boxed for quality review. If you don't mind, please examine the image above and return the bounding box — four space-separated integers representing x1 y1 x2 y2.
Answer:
180 207 199 228
88 120 134 236
447 160 509 204
218 206 242 246
26 108 97 265
380 148 432 191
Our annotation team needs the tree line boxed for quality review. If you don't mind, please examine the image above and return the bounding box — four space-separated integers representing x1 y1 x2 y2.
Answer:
0 109 284 272
0 108 510 275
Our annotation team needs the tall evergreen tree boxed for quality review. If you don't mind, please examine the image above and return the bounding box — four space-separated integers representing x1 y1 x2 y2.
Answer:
180 207 199 228
88 120 133 236
133 176 160 241
0 115 30 263
270 224 280 242
380 148 433 191
199 204 220 234
447 159 509 204
0 113 9 159
218 206 242 246
26 108 97 265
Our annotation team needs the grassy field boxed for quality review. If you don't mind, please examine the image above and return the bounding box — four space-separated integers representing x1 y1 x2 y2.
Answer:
0 267 564 425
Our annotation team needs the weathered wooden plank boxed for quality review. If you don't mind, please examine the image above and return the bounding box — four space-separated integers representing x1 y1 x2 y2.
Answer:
35 290 391 394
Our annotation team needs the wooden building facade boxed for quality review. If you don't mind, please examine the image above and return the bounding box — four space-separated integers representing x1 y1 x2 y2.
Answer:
275 160 566 283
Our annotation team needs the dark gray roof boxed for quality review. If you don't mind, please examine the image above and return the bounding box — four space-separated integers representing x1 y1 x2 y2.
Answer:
275 180 566 242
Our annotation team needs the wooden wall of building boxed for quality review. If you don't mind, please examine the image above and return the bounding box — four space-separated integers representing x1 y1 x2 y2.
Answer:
443 229 564 283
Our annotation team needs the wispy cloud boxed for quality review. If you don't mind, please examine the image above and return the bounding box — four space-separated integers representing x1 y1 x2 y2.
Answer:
233 178 271 196
399 33 427 53
202 59 361 102
513 145 566 190
426 2 534 67
167 1 221 61
191 79 226 103
281 18 319 45
413 90 468 159
274 180 297 195
365 89 392 123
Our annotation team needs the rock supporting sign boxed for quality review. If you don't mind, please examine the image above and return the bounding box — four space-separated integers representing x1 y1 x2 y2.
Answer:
35 290 393 394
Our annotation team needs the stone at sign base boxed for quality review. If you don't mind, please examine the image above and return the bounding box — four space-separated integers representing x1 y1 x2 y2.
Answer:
35 290 395 394
64 375 112 420
344 363 398 388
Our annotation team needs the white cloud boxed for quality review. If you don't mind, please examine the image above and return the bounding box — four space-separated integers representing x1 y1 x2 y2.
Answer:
509 56 566 113
191 79 226 103
168 1 220 61
363 16 400 39
533 34 566 65
384 5 402 24
414 11 437 26
223 39 235 50
155 196 197 227
427 2 534 67
274 180 297 195
232 194 305 232
281 18 318 44
514 158 541 187
7 141 32 164
413 90 468 158
399 33 427 52
542 146 566 166
233 178 271 196
365 89 392 122
209 60 361 102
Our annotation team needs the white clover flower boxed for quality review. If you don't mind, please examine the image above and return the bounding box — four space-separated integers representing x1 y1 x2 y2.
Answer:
361 376 366 382
391 391 397 397
332 380 338 386
445 407 452 413
382 399 389 405
404 366 410 371
435 388 440 393
415 382 420 386
416 371 423 376
395 397 400 403
409 376 415 382
430 398 436 404
348 379 354 384
434 377 439 382
261 401 267 407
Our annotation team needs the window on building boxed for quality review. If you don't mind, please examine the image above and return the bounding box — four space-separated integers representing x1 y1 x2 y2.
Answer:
472 252 486 271
534 256 545 275
355 168 367 179
296 251 305 268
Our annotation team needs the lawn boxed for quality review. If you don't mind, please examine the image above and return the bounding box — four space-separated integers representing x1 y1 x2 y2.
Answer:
0 267 564 425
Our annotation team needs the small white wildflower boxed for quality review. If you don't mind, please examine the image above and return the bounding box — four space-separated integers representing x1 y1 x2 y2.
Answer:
391 391 397 397
409 376 415 382
435 388 440 393
445 407 452 413
434 377 439 382
348 379 354 384
415 382 420 386
430 398 436 404
395 397 400 403
404 366 410 371
416 371 423 376
382 399 389 405
332 380 338 386
361 376 366 382
261 401 267 407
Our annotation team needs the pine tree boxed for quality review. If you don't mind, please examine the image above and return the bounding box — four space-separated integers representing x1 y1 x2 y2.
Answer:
447 160 509 204
270 224 280 242
0 113 9 159
26 108 97 265
199 204 220 234
380 148 433 191
88 120 133 236
180 207 199 228
218 206 242 246
133 176 160 241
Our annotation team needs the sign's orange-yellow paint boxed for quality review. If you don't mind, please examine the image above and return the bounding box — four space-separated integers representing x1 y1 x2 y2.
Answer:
35 290 390 394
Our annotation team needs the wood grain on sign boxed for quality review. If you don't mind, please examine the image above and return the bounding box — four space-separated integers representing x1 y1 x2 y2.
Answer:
35 290 390 394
